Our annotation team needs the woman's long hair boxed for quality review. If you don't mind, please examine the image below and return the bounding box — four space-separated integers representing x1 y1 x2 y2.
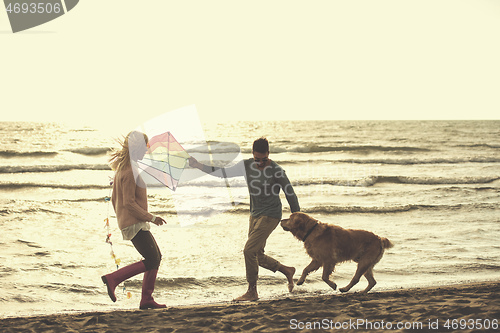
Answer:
109 131 149 172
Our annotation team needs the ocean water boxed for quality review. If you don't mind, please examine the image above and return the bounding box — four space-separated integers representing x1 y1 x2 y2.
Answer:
0 120 499 318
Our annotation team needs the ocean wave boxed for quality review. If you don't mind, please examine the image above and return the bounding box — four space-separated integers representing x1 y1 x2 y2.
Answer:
455 144 500 149
39 282 99 295
420 262 500 275
0 150 58 158
291 175 500 187
1 202 104 217
196 204 434 216
365 175 500 186
1 175 496 192
242 144 432 154
337 157 500 165
301 203 499 214
16 239 42 248
279 157 500 165
0 147 111 158
1 208 66 216
124 275 282 290
0 182 109 190
64 147 111 156
420 259 500 275
175 174 499 189
460 263 500 271
0 164 111 174
0 266 16 278
186 141 241 154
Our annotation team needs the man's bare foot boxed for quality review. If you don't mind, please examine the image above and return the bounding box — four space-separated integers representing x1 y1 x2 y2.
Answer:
233 284 258 302
233 290 259 302
279 264 296 292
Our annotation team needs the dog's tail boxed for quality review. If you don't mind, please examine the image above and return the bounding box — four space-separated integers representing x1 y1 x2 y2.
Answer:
381 237 394 249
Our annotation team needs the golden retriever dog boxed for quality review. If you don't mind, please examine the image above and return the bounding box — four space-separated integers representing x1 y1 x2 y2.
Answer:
281 212 393 293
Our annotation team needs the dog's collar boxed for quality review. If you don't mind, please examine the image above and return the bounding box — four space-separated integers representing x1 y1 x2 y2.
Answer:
302 223 318 242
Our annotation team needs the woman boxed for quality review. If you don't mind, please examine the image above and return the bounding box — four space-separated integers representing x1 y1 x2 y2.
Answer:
102 131 166 309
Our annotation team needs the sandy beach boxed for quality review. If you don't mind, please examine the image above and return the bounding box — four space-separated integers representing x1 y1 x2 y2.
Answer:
1 281 498 332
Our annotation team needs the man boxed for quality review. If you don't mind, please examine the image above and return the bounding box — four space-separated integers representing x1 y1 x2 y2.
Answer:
189 137 300 301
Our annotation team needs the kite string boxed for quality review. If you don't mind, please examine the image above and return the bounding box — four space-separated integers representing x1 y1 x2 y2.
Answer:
166 132 174 188
104 177 131 299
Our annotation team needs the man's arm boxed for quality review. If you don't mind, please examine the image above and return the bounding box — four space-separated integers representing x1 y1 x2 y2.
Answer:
276 168 300 213
189 157 246 179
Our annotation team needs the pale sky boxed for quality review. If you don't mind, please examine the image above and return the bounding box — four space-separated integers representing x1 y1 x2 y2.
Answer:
1 0 499 133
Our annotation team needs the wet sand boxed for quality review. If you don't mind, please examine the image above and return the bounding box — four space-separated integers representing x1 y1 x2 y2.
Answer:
1 281 499 332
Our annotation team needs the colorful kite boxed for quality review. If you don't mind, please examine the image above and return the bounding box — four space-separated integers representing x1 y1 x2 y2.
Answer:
137 131 190 191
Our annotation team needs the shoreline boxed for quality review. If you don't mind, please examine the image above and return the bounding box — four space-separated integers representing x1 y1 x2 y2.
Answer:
1 281 499 332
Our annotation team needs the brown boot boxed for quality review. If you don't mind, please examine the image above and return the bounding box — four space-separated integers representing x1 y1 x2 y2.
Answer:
139 269 166 309
101 261 147 302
